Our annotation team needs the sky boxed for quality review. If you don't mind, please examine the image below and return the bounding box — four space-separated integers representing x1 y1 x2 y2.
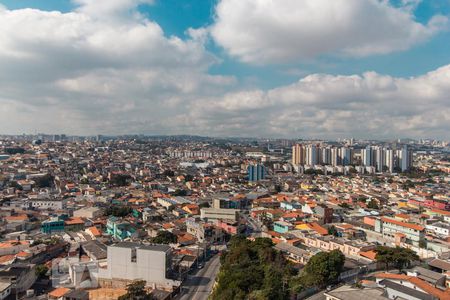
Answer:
0 0 449 139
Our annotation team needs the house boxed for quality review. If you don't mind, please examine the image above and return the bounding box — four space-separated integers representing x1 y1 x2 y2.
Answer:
324 285 387 300
273 221 294 234
0 241 30 256
275 242 310 264
63 289 89 300
0 282 11 300
0 263 36 295
106 217 137 241
41 217 65 234
375 273 450 300
64 217 86 232
407 267 446 288
48 287 71 300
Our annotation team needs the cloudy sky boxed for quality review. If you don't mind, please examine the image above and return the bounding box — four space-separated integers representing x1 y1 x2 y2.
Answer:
0 0 449 139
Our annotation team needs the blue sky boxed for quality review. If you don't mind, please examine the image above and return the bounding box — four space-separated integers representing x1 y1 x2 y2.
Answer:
2 0 450 87
0 0 449 138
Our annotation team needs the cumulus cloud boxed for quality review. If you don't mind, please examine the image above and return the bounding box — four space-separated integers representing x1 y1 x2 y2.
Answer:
188 66 450 139
0 0 448 139
210 0 448 64
0 0 234 134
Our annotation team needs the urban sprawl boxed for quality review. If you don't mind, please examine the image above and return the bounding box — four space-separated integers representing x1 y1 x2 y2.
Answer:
0 135 449 300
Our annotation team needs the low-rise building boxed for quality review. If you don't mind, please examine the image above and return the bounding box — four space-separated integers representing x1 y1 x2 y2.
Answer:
200 208 238 222
375 217 425 247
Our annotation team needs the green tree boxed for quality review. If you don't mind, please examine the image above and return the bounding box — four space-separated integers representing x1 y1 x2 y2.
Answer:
299 250 345 288
375 246 419 272
328 225 338 237
211 236 295 300
35 264 49 278
151 231 177 244
105 205 132 217
118 280 153 300
34 174 54 188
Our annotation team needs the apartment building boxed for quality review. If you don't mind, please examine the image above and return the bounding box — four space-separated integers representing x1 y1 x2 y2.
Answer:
98 242 178 290
375 217 425 247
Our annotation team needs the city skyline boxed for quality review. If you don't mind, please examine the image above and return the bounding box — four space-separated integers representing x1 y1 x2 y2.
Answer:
0 0 449 139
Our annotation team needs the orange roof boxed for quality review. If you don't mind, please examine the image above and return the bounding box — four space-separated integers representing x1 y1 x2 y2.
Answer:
375 273 409 280
87 226 101 236
375 273 450 299
381 217 424 231
307 222 328 235
4 215 28 222
395 213 410 220
359 250 377 260
408 277 450 299
336 223 353 230
16 251 31 258
0 240 29 248
431 208 450 216
162 223 174 229
65 217 84 225
48 287 71 298
0 254 15 264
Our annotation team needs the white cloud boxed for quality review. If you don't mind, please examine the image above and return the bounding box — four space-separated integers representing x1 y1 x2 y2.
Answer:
0 0 448 139
187 65 450 139
0 0 234 134
210 0 448 64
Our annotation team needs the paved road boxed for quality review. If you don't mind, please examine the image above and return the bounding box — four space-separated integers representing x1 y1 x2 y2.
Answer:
178 255 221 300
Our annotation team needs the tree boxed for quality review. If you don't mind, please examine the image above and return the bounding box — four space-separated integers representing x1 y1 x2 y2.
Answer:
198 202 210 208
110 174 132 186
35 264 49 278
105 205 132 217
299 250 345 288
375 246 419 272
151 231 177 244
118 280 153 300
211 236 295 300
367 199 379 209
173 189 187 196
338 203 350 209
328 225 338 237
34 174 54 188
5 147 25 154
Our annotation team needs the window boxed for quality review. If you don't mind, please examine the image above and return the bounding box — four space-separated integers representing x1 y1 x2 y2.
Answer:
131 248 136 262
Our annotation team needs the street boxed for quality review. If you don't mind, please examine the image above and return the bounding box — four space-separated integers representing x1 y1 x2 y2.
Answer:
177 254 221 300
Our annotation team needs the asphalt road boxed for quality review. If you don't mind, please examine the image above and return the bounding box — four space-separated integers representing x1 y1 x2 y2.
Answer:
178 254 221 300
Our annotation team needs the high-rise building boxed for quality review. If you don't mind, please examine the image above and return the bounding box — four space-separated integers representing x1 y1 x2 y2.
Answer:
374 146 385 172
248 164 266 182
340 147 352 166
362 146 372 167
385 149 394 173
305 145 319 166
292 144 305 165
330 147 339 166
400 145 412 172
322 147 332 165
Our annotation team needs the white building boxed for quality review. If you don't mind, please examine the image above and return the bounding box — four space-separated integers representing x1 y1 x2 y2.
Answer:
426 222 450 237
0 282 11 300
98 242 179 290
30 199 67 210
200 208 238 222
